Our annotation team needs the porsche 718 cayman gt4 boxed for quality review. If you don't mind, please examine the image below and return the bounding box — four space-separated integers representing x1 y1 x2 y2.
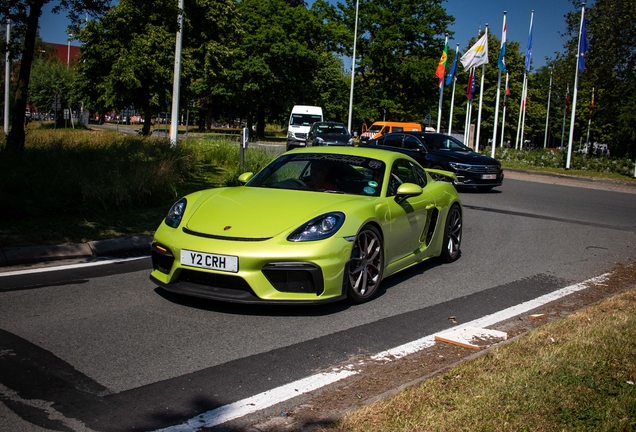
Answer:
150 146 462 304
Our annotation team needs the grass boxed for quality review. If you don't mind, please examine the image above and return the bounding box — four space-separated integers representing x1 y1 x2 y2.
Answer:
0 125 275 247
318 282 636 431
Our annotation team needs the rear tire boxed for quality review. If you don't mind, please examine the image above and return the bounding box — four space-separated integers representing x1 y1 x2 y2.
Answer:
439 204 462 263
346 225 384 304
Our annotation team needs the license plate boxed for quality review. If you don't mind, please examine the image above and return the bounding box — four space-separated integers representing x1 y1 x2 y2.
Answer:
181 249 238 273
481 174 497 180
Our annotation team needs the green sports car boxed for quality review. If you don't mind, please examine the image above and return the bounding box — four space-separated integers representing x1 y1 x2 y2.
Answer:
150 146 462 304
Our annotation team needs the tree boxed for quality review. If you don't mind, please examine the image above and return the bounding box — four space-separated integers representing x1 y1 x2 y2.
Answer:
74 0 239 135
216 0 344 138
325 0 454 132
554 0 636 158
29 54 75 123
0 0 110 152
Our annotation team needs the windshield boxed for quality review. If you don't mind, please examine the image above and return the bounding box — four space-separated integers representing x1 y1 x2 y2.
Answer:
247 154 386 196
316 124 349 136
368 125 383 133
290 113 322 126
426 135 472 151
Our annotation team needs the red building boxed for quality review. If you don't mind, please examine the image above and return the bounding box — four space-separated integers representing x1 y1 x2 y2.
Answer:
42 42 81 67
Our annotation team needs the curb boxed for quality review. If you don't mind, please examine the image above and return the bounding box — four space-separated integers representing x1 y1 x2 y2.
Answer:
0 235 153 267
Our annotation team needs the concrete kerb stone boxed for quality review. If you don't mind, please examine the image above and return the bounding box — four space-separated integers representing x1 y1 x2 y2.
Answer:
2 243 93 266
1 235 153 266
87 235 153 256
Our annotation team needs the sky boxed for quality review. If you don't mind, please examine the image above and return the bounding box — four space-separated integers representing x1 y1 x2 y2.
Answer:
38 0 583 69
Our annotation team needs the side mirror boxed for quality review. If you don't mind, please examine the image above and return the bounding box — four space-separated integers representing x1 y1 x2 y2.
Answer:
238 172 254 184
395 182 423 204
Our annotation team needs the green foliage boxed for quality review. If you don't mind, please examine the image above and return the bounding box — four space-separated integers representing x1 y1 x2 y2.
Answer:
329 0 454 130
29 55 75 112
493 148 636 177
0 128 196 218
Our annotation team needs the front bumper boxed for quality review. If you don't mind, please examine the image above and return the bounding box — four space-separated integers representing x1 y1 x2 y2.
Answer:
149 228 352 304
454 168 504 187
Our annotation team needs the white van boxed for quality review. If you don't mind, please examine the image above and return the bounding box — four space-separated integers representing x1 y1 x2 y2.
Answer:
286 105 323 150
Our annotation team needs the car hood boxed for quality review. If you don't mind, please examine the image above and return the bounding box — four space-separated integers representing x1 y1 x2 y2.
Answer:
429 150 500 166
184 186 366 239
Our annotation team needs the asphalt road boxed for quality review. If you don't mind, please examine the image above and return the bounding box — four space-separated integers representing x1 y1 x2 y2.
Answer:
1 175 635 431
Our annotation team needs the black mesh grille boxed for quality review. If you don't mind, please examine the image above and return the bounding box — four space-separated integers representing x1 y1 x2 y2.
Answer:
262 269 316 294
178 269 252 292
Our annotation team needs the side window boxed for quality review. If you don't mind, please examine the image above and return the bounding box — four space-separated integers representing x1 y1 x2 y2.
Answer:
392 126 403 133
411 162 428 188
387 159 421 196
403 135 423 150
383 134 403 148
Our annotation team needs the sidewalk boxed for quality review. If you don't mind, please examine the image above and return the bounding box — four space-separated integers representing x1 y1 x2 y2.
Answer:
2 169 635 268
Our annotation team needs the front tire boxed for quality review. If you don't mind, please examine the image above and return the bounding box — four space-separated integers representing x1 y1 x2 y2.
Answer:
346 225 384 304
439 204 462 263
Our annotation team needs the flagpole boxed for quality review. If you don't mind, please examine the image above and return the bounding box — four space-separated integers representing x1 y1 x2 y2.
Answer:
544 66 553 148
475 25 488 152
500 71 509 148
436 34 449 133
566 4 586 170
448 43 459 136
561 85 569 149
585 87 594 148
491 13 506 158
520 74 528 148
515 74 526 149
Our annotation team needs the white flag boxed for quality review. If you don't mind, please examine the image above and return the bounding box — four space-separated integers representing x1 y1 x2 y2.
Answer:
460 33 489 70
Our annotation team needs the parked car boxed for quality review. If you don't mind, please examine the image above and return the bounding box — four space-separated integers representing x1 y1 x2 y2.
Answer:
150 146 462 305
305 122 354 147
361 132 503 191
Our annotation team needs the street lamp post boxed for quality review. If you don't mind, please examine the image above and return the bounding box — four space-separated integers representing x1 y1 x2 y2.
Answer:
4 19 10 135
67 33 73 70
346 0 359 135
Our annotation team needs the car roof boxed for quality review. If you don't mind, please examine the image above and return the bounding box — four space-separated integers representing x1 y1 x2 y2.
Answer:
313 121 346 127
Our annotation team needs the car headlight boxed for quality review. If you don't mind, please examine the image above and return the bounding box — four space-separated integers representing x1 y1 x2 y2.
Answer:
165 198 187 228
315 137 325 145
448 162 472 171
287 212 345 242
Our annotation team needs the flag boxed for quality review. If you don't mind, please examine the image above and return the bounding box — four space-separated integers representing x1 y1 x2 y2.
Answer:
445 49 458 86
525 14 534 71
466 69 474 101
589 89 595 118
460 32 488 70
503 85 510 107
498 22 507 72
565 90 571 115
579 10 588 72
436 40 448 89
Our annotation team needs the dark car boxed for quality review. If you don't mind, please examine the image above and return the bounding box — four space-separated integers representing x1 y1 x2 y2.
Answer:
361 132 503 191
305 122 354 147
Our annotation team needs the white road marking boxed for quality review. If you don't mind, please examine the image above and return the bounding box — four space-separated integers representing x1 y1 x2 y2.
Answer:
0 256 146 277
154 273 610 431
154 369 357 431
